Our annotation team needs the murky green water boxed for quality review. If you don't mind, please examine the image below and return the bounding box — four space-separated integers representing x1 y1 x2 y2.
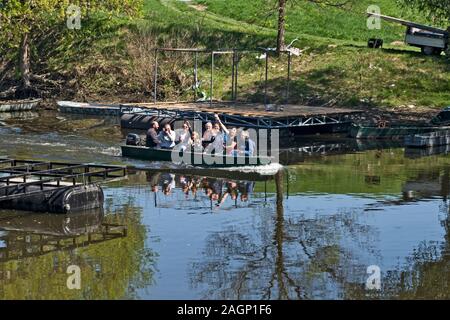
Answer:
1 111 450 299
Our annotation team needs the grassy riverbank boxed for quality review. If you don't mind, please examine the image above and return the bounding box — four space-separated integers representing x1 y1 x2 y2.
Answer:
1 0 449 114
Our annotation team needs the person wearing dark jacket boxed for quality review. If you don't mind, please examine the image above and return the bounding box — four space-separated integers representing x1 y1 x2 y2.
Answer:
146 121 161 148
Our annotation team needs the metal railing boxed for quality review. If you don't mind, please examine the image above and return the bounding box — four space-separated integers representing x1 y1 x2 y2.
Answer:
152 47 295 107
0 159 127 202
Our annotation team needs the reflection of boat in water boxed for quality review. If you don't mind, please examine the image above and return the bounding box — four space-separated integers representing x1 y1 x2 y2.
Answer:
402 171 450 202
405 144 450 159
122 145 273 167
0 111 39 122
0 209 105 236
0 209 127 263
364 168 450 210
279 138 404 165
402 180 449 200
405 130 450 148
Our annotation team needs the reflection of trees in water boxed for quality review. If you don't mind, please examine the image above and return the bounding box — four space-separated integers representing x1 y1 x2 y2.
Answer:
0 201 155 299
340 167 450 299
189 172 378 300
361 216 450 300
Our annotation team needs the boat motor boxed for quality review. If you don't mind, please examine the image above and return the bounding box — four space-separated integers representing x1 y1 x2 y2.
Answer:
126 133 141 146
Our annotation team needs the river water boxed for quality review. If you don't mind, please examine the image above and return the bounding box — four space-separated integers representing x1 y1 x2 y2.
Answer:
0 110 450 299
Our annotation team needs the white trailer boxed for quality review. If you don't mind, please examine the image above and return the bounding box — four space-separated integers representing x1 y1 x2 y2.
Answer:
367 13 449 56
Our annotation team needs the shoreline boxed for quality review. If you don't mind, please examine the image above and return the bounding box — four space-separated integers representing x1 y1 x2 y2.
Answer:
43 98 443 126
2 97 442 126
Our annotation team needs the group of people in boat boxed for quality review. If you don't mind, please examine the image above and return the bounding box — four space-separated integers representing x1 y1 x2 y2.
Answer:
146 114 256 156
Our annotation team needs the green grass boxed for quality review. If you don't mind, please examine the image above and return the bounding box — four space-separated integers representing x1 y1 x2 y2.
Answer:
133 0 450 108
195 0 442 44
10 0 447 110
145 0 449 108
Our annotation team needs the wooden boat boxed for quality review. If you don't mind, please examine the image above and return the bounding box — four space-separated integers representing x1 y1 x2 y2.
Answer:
121 145 273 167
0 99 41 113
57 101 145 116
57 101 122 116
349 124 450 139
405 130 450 148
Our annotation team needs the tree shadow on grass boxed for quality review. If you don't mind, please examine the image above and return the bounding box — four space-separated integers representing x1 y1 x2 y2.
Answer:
142 23 275 50
224 64 367 108
345 43 450 68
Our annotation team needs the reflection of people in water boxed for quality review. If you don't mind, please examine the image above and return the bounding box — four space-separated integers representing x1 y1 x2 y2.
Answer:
160 173 176 195
147 172 256 205
178 175 199 197
148 172 161 193
202 178 219 201
209 178 224 202
217 181 239 206
238 181 255 202
178 175 189 195
227 182 238 201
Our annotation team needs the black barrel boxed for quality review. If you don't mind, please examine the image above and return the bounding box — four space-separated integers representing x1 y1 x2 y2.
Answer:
120 114 177 130
159 117 176 128
0 184 104 214
120 114 157 130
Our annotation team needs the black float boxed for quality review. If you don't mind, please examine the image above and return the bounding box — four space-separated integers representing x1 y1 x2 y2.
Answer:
0 159 127 214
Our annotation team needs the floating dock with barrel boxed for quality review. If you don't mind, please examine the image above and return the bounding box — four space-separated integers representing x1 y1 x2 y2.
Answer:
0 159 127 214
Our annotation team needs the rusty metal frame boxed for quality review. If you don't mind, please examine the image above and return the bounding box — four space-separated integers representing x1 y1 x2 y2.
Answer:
152 47 294 107
0 160 127 202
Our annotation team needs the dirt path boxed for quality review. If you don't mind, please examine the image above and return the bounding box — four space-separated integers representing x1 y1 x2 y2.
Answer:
158 0 356 46
159 0 275 36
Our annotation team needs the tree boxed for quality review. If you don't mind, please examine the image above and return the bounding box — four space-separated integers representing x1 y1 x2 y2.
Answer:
0 0 142 98
275 0 352 53
399 0 450 24
277 0 287 52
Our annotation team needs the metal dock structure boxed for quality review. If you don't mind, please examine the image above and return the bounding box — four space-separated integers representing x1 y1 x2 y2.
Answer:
59 47 361 132
120 101 360 130
0 159 127 213
129 47 361 131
